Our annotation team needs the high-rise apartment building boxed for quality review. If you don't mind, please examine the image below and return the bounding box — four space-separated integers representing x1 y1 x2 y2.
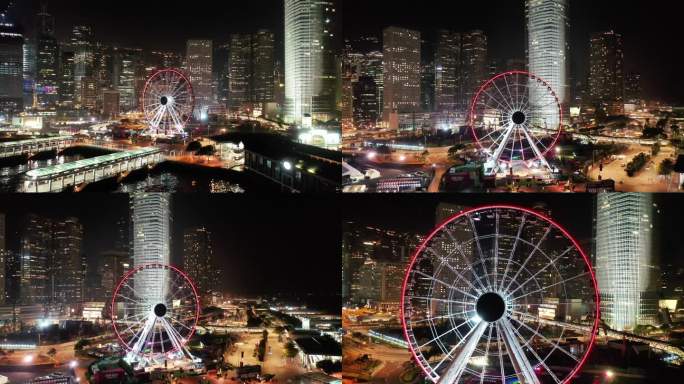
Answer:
187 39 213 117
228 34 252 111
434 30 460 113
0 14 24 117
19 214 52 305
183 226 218 302
52 218 84 306
382 26 421 124
35 4 59 108
460 30 487 110
252 29 275 105
589 31 624 116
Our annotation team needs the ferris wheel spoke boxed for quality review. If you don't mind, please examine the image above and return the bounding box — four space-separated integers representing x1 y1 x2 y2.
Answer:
491 80 515 112
493 212 501 291
436 321 489 384
502 75 517 111
418 320 471 350
520 125 552 166
407 295 476 307
427 246 485 294
168 313 194 333
478 323 495 384
500 318 541 384
413 270 479 300
509 312 579 363
487 123 516 167
507 319 562 384
411 310 474 326
481 89 513 115
506 245 576 298
466 215 493 291
511 271 589 302
502 225 552 294
495 322 508 384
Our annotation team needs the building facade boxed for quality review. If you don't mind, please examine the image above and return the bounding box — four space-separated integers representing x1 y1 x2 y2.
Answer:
589 31 624 116
595 193 659 331
284 0 340 125
186 39 213 117
0 15 24 117
526 0 569 125
382 27 421 125
131 193 172 307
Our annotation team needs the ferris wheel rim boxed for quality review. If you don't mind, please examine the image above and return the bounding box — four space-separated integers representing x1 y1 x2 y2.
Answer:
110 263 201 357
400 204 600 384
468 71 564 163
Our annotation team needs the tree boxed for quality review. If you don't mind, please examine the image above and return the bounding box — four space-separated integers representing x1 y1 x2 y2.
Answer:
447 144 466 161
658 158 675 176
47 348 57 359
376 145 392 155
652 142 661 156
186 141 202 152
74 339 90 351
197 145 216 156
316 359 342 374
285 341 299 358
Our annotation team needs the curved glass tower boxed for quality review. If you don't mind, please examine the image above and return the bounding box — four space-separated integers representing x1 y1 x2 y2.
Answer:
596 193 658 331
526 0 569 127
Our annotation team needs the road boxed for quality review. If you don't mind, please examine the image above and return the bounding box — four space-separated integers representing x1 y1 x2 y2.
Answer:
588 145 678 192
224 329 306 382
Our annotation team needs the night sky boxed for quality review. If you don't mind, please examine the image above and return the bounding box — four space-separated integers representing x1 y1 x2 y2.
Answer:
343 0 684 103
342 194 684 267
0 194 341 303
3 0 284 51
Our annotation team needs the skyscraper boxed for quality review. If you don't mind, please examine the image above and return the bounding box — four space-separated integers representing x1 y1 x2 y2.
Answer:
59 49 75 107
71 25 94 107
113 47 142 111
0 14 24 117
228 34 252 111
132 193 172 306
183 226 218 302
35 4 59 108
526 0 569 125
284 0 340 125
353 75 378 129
434 30 460 113
52 218 84 306
382 26 421 124
20 214 52 305
0 212 5 305
596 193 659 331
252 29 275 105
187 39 213 117
460 30 487 110
624 72 642 105
589 31 624 116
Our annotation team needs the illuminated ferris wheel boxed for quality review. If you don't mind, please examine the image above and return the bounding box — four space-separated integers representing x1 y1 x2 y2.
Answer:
141 68 195 137
470 71 562 175
111 264 200 366
401 206 599 384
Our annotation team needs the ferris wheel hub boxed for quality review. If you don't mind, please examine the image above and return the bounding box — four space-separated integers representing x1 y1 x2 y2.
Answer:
154 303 167 317
160 96 169 106
476 292 506 322
512 111 526 125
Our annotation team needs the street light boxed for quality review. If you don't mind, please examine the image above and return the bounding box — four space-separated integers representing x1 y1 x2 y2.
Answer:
69 360 78 369
283 161 292 171
23 354 34 364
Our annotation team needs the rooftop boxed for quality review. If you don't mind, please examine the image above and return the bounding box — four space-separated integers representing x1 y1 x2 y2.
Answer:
294 335 341 357
212 132 341 182
0 135 74 148
25 147 161 179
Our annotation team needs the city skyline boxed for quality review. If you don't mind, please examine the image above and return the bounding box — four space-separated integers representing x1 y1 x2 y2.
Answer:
343 0 684 103
0 194 341 299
